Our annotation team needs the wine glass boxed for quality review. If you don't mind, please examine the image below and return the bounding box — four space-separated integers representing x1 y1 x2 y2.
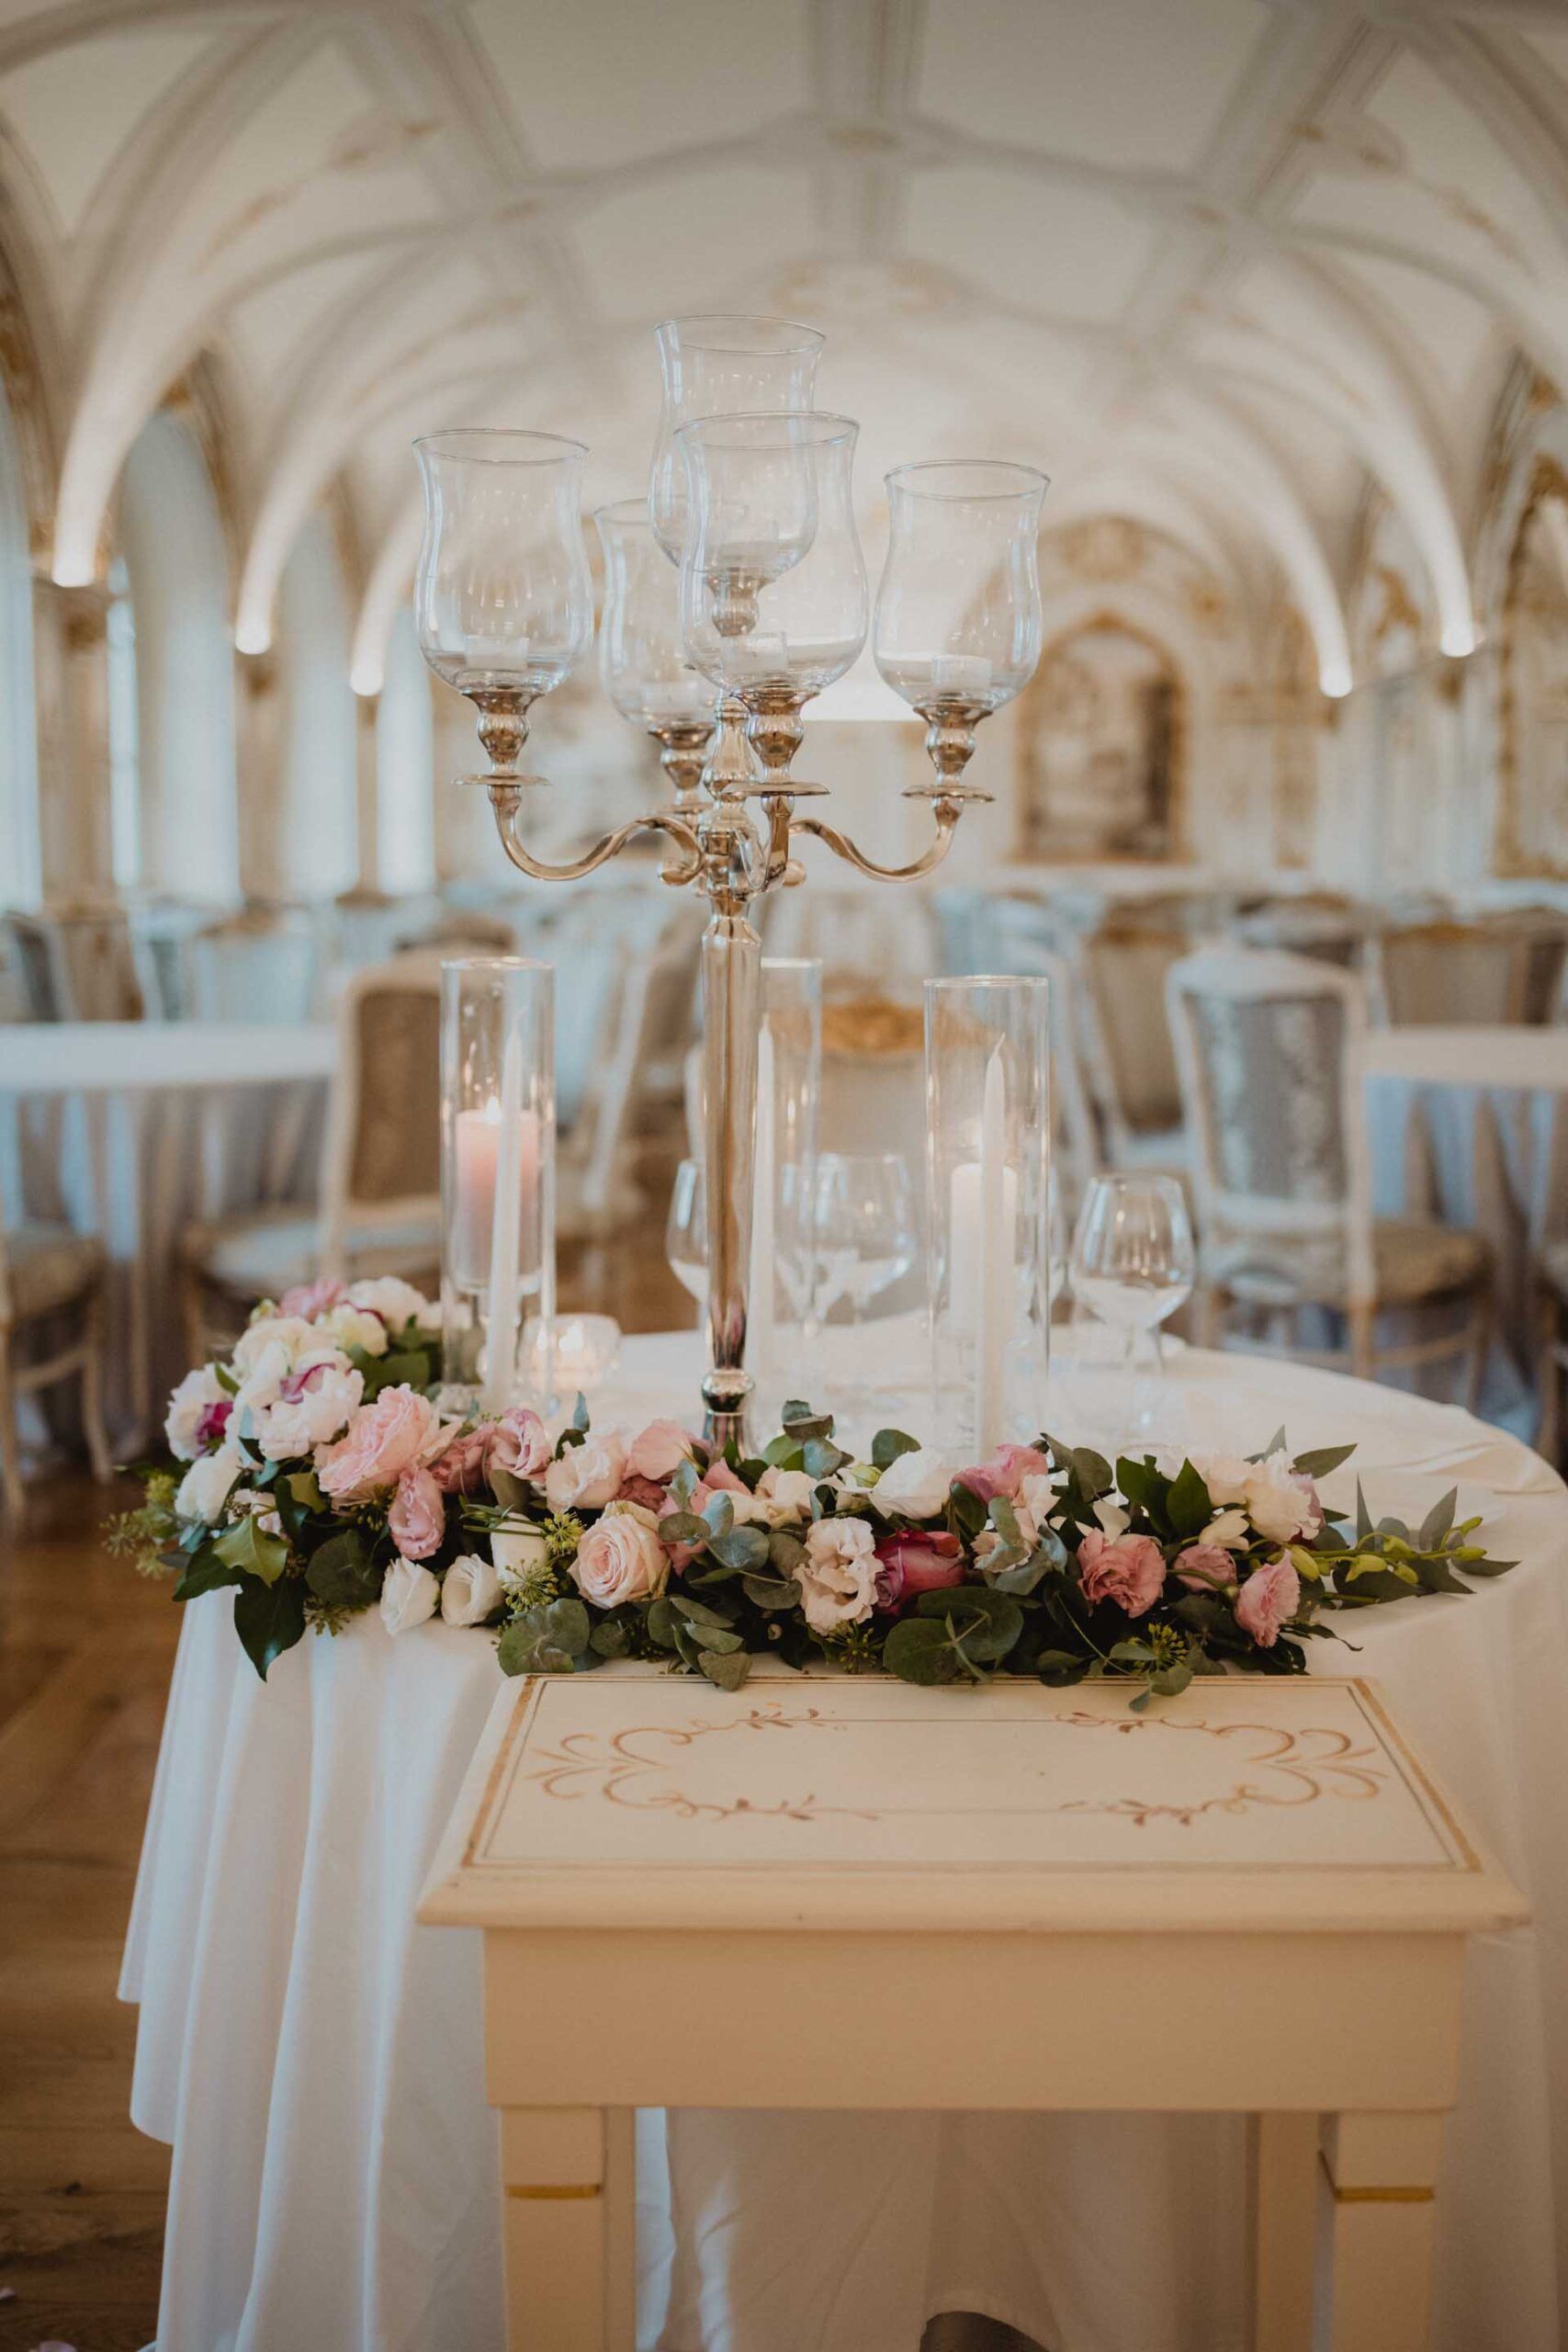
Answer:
873 459 1048 797
677 413 868 789
593 499 716 812
414 429 594 785
649 315 824 564
814 1152 917 1323
1070 1174 1195 1371
665 1158 707 1320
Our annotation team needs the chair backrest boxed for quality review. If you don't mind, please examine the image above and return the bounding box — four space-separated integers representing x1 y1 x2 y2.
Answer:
1472 910 1568 1025
1166 945 1374 1306
186 909 320 1023
6 907 142 1021
1077 922 1188 1151
567 912 702 1216
1378 922 1530 1025
318 950 445 1274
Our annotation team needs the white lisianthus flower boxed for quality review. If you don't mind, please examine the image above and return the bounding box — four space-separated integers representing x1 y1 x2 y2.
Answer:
348 1276 436 1331
175 1442 241 1527
441 1552 503 1626
1190 1451 1254 1510
165 1364 226 1461
1017 1473 1057 1534
492 1524 551 1592
1206 1506 1252 1551
1241 1453 1323 1547
380 1554 440 1634
254 1362 364 1462
232 1315 321 1376
794 1517 880 1634
229 1487 283 1537
1092 1496 1130 1539
544 1428 629 1511
321 1302 391 1359
757 1465 818 1520
872 1447 961 1521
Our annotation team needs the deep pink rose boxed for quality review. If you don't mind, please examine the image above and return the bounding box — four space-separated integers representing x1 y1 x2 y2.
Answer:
874 1530 965 1611
195 1397 232 1448
1174 1541 1235 1593
490 1406 552 1481
388 1464 446 1560
280 1276 347 1319
317 1385 442 1504
1235 1556 1302 1649
431 1424 498 1496
627 1419 696 1482
618 1472 670 1512
1077 1528 1167 1618
959 1444 1053 1503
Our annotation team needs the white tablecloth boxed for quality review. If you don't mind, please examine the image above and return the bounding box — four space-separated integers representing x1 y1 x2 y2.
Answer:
0 1023 333 1445
121 1332 1568 2352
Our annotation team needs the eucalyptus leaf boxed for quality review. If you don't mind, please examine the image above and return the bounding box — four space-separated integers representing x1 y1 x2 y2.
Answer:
701 1493 735 1540
689 1623 744 1656
914 1585 1023 1663
766 1531 807 1576
700 1646 751 1691
742 1575 800 1611
589 1619 631 1658
671 1593 731 1630
708 1525 771 1572
802 1436 847 1478
883 1616 963 1685
761 1435 806 1471
304 1527 378 1610
871 1428 921 1469
496 1597 592 1677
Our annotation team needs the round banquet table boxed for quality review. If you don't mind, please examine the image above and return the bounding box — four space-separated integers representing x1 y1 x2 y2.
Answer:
121 1330 1568 2352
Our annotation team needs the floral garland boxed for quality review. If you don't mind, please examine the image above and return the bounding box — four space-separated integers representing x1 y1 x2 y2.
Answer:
108 1282 1516 1700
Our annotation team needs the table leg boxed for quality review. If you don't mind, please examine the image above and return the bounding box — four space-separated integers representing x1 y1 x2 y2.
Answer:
1246 2112 1317 2352
498 2105 636 2352
1321 2111 1445 2352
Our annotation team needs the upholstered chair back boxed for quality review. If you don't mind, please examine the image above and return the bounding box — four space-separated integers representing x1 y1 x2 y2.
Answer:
1378 922 1530 1026
1079 922 1188 1148
319 951 445 1274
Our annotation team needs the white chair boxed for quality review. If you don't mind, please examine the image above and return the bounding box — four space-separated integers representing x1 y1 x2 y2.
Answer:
1077 917 1190 1169
0 1197 112 1521
179 952 444 1355
1376 921 1534 1027
6 906 143 1021
1167 946 1491 1392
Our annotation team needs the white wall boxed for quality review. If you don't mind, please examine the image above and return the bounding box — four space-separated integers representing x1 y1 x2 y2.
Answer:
0 378 39 908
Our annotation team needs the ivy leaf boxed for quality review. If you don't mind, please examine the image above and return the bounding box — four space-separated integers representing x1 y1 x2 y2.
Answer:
214 1513 289 1588
233 1575 307 1680
871 1428 920 1469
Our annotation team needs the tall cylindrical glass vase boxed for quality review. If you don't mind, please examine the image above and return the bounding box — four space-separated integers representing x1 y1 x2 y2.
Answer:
440 957 556 1411
750 956 821 1430
925 976 1050 1457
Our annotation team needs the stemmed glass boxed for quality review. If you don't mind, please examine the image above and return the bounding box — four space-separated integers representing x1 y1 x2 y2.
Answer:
414 429 594 787
665 1159 707 1324
815 1149 918 1332
1070 1174 1195 1371
593 499 716 815
874 459 1047 799
677 413 868 792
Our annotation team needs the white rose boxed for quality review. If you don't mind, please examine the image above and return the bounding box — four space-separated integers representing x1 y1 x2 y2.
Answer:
348 1277 436 1331
570 1503 669 1608
544 1428 628 1511
175 1442 241 1526
254 1362 364 1462
1242 1454 1323 1547
872 1448 960 1521
758 1466 818 1520
321 1303 390 1358
165 1364 225 1461
1206 1506 1251 1551
1191 1451 1254 1509
492 1523 551 1592
441 1552 503 1626
380 1554 440 1634
232 1315 321 1375
794 1517 880 1634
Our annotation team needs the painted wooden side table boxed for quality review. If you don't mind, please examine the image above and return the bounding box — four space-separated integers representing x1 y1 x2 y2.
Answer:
419 1672 1526 2352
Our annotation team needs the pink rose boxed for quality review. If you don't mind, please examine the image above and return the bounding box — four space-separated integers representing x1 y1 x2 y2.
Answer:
1174 1542 1235 1594
490 1406 552 1481
627 1419 696 1482
195 1397 232 1449
317 1385 443 1504
431 1424 497 1496
280 1276 347 1319
700 1456 750 1496
659 1477 716 1573
388 1464 446 1560
959 1444 1053 1503
618 1472 670 1512
1077 1528 1167 1618
571 1505 670 1609
1235 1556 1302 1649
544 1428 628 1512
874 1530 966 1611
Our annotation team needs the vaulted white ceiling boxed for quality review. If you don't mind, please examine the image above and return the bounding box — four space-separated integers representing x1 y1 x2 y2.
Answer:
1 0 1566 696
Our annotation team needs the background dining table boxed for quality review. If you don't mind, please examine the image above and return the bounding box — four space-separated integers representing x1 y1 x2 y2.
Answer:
119 1327 1568 2352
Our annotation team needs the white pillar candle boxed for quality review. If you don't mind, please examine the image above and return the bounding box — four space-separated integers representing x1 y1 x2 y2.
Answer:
453 1098 539 1290
748 1022 775 1385
483 1031 525 1411
976 1044 1010 1455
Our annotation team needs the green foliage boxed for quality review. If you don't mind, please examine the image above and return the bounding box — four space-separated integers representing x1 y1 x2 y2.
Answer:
497 1597 592 1676
234 1573 307 1679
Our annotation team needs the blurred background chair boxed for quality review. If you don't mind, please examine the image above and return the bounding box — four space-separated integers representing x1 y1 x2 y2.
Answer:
0 1192 112 1521
6 906 143 1021
1168 945 1491 1392
1377 920 1535 1026
185 905 321 1023
1077 914 1190 1169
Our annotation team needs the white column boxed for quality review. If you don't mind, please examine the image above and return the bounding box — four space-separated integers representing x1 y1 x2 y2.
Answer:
31 576 114 905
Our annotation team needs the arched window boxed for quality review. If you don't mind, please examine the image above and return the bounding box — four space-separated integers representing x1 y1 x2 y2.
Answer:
118 411 239 902
0 374 39 910
275 511 356 899
376 605 435 894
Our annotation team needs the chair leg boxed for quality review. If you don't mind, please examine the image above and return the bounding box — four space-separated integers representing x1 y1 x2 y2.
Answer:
81 1286 115 1483
0 1331 27 1528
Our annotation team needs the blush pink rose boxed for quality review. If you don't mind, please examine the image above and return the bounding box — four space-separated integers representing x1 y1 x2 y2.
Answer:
280 1276 347 1319
388 1464 446 1560
1235 1555 1302 1649
700 1456 750 1496
317 1385 443 1504
430 1424 497 1496
490 1406 552 1481
1077 1528 1167 1618
959 1443 1054 1503
627 1419 696 1482
571 1505 670 1609
874 1530 966 1611
1174 1541 1235 1593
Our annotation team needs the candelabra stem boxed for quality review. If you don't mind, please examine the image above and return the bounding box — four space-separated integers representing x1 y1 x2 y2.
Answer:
704 696 757 797
700 911 761 1452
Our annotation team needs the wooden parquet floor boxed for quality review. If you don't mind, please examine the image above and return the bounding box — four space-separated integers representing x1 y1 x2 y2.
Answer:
0 1195 691 2352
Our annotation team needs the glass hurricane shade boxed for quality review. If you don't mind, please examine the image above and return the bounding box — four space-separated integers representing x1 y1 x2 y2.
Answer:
874 460 1048 718
649 314 824 565
592 500 716 731
676 413 868 702
414 430 594 697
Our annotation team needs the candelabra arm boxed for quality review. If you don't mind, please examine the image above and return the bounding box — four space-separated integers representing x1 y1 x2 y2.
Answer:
485 784 703 888
789 800 965 886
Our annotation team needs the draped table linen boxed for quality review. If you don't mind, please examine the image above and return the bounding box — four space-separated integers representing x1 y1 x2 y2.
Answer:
121 1332 1568 2352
